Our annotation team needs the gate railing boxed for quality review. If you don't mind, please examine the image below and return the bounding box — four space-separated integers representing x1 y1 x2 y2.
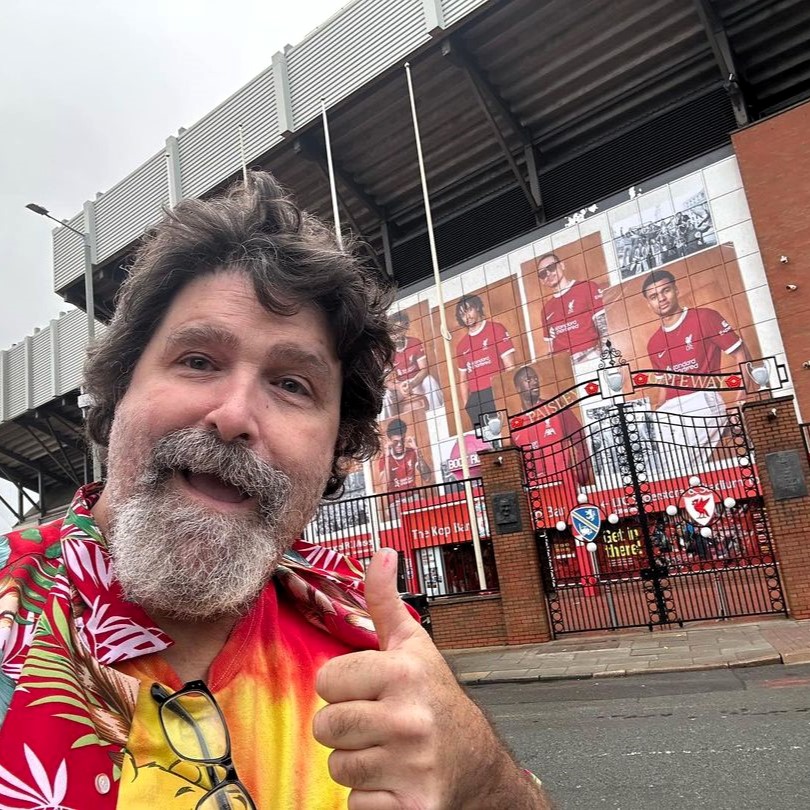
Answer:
521 403 785 635
302 478 498 598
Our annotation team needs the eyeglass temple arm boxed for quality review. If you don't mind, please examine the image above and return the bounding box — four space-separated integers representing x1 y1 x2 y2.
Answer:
151 683 220 790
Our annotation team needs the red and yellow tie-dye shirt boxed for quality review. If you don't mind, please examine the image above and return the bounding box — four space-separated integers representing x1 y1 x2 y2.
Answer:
116 583 354 809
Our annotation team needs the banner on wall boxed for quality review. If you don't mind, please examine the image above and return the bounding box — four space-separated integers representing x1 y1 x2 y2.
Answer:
360 156 790 504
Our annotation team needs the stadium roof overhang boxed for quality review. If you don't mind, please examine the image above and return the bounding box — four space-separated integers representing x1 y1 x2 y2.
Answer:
0 396 87 524
66 0 810 314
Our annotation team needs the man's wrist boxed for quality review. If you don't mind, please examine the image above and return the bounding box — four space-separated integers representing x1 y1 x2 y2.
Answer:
461 748 551 809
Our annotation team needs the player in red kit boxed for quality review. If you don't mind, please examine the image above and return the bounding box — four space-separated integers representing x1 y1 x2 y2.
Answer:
382 311 444 418
642 269 752 457
379 418 432 492
454 294 516 429
511 366 588 486
537 252 607 365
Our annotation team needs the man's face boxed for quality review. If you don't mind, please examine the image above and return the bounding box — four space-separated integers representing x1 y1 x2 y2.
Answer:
391 323 408 349
459 303 482 329
643 279 680 317
389 431 406 454
537 257 564 289
101 270 342 619
516 369 540 406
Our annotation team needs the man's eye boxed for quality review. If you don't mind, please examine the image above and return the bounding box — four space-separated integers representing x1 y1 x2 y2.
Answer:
182 356 213 371
278 378 309 396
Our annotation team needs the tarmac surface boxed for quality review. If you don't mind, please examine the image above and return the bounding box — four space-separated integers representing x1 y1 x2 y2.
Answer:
442 617 810 684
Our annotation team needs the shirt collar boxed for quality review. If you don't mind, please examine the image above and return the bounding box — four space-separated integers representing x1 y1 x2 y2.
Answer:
61 483 174 665
59 484 377 665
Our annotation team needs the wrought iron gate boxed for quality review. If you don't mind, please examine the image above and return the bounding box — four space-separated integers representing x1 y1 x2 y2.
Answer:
514 368 786 636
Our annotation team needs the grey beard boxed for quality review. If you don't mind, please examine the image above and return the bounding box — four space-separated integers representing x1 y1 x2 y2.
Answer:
105 427 321 621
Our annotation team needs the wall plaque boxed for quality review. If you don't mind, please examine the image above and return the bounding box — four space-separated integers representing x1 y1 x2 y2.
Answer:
765 450 808 501
492 491 522 534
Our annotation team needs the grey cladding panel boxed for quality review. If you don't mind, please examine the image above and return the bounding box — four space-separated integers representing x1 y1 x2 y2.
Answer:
0 311 101 428
31 329 53 404
440 0 487 27
52 213 86 290
56 310 91 393
287 0 430 130
179 68 280 200
6 343 27 420
95 151 170 261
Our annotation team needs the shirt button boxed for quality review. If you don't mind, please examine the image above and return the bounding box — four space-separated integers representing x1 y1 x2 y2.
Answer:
95 773 111 794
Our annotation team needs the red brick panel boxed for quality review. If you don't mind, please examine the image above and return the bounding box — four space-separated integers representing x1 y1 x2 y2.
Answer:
733 101 810 416
743 396 810 618
430 595 506 650
479 447 553 645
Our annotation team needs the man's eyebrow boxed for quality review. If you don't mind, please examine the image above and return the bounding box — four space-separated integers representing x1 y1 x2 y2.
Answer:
268 342 335 378
163 324 240 353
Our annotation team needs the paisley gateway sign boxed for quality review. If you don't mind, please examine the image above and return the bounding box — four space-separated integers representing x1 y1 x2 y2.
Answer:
509 367 754 435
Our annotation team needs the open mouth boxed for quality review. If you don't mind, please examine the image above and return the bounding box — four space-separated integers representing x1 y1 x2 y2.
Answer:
179 469 251 504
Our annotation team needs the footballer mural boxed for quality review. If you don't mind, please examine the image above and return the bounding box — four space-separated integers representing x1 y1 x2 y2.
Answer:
348 155 786 502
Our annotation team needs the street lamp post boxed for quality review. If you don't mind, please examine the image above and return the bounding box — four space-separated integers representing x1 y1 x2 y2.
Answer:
25 203 101 480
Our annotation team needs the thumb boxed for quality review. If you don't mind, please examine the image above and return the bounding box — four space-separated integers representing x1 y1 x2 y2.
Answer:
364 548 420 650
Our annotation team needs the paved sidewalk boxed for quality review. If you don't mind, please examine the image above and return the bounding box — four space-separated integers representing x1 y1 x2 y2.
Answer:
443 618 810 684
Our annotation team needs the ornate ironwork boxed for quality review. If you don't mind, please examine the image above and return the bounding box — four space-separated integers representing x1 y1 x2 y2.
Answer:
524 399 787 637
598 338 624 370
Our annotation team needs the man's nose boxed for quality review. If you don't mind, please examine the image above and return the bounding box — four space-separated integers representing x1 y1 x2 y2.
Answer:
203 376 260 445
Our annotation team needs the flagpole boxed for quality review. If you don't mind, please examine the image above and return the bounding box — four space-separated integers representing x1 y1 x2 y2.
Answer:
404 62 487 591
237 125 249 185
321 98 343 249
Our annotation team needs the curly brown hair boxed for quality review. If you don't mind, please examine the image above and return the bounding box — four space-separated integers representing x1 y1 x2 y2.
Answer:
84 171 394 497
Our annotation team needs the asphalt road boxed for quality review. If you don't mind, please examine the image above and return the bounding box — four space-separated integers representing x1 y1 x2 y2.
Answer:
470 663 810 810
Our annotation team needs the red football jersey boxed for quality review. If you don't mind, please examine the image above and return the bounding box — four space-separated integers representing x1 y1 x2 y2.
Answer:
541 280 604 355
456 320 516 392
513 409 583 476
392 336 426 382
379 446 419 491
647 307 742 401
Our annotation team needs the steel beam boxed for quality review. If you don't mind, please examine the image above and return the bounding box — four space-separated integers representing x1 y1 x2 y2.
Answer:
294 137 390 225
380 220 395 279
442 39 543 220
0 490 22 524
0 442 72 487
294 138 385 273
36 409 84 439
692 0 751 126
19 415 85 454
43 417 82 484
0 459 39 511
18 424 81 487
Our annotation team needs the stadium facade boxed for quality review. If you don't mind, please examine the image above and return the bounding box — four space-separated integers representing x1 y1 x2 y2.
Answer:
3 0 810 642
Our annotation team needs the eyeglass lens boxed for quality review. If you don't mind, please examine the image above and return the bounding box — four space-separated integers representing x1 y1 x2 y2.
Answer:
161 689 229 761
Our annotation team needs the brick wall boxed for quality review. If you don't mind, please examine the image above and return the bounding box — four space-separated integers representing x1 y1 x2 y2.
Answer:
479 447 553 645
743 396 810 618
428 447 553 649
733 100 810 417
429 594 506 649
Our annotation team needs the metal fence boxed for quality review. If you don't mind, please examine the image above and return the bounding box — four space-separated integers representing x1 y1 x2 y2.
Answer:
526 405 785 635
302 478 499 598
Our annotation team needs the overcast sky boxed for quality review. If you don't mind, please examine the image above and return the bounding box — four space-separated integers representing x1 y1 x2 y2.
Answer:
0 0 348 527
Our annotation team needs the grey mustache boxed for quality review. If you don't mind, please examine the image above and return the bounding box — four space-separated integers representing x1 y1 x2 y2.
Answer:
145 428 292 514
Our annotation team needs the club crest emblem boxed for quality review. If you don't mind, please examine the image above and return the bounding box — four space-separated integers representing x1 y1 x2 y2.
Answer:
568 505 604 545
679 485 717 526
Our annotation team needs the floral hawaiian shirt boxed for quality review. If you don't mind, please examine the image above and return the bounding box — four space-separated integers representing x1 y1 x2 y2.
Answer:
0 483 379 809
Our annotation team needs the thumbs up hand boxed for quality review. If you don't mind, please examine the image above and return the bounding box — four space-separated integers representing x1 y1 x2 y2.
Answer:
313 548 549 809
